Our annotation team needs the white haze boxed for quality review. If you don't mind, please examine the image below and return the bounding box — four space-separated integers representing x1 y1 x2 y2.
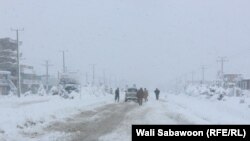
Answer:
0 0 250 90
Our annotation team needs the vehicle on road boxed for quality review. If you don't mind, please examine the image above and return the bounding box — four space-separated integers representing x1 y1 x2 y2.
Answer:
58 73 80 94
125 88 138 102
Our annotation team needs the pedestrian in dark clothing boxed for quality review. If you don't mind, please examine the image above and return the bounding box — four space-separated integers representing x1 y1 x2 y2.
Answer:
137 88 144 106
143 88 148 102
115 88 120 102
154 88 160 100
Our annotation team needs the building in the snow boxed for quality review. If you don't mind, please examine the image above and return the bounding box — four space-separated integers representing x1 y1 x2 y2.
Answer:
0 71 16 95
0 38 18 86
0 37 42 94
20 64 42 93
238 79 250 90
223 74 243 88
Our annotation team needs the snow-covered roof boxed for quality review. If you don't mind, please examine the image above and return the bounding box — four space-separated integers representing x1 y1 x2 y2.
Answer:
21 69 34 74
0 71 11 74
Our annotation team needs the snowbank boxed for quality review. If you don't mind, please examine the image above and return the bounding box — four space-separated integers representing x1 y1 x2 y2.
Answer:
0 86 113 141
184 84 247 101
166 93 250 124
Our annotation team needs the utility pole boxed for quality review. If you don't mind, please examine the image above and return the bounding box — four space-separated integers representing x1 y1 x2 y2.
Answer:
201 66 206 84
217 57 228 85
62 51 65 73
11 28 24 98
57 71 60 81
103 70 106 86
60 50 67 73
42 60 53 93
85 72 89 85
89 64 96 85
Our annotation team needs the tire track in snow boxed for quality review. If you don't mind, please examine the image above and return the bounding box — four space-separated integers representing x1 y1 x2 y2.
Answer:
100 99 196 141
45 102 137 141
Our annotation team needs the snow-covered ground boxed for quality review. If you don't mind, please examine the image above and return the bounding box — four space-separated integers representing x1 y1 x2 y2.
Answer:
100 92 250 141
1 87 250 141
0 86 114 141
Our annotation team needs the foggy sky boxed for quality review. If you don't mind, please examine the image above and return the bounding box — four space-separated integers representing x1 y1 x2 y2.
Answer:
0 0 250 90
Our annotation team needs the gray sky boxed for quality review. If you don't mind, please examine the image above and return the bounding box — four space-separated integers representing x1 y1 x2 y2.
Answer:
0 0 250 90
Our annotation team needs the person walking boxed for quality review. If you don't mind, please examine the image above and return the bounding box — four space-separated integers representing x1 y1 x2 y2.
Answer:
154 88 160 100
115 88 120 102
137 88 144 106
143 88 148 102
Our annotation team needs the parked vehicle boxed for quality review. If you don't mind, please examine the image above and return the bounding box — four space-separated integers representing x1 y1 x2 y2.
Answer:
125 87 138 102
59 73 80 94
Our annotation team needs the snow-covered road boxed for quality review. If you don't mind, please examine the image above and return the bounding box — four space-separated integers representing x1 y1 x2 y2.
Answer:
31 97 191 141
1 90 250 141
45 103 137 141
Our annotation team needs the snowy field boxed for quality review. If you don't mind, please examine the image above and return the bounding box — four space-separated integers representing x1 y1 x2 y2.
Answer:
1 87 250 141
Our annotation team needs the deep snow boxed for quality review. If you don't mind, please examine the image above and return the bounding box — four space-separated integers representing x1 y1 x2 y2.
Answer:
100 92 250 141
0 87 250 141
0 86 114 141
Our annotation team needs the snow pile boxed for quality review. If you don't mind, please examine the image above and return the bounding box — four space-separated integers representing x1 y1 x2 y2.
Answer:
48 85 110 99
182 84 250 110
0 86 113 141
184 84 244 100
82 86 110 96
166 93 250 124
22 84 46 96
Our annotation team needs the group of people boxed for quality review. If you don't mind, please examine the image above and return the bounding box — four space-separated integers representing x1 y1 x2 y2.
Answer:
136 88 148 106
114 87 161 105
136 88 160 105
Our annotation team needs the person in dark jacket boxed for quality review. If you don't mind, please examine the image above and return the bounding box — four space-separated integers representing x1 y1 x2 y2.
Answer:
115 88 120 102
154 88 160 100
143 88 148 102
137 88 144 106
